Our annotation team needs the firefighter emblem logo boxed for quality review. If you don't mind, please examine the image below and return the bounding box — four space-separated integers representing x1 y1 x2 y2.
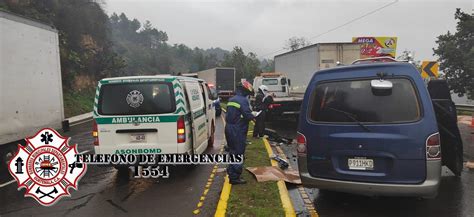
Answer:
126 90 144 108
8 128 87 206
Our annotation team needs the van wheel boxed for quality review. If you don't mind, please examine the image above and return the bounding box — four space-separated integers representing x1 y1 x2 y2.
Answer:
208 122 215 146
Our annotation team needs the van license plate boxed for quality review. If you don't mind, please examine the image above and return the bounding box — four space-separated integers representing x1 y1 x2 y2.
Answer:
131 134 146 142
348 158 374 170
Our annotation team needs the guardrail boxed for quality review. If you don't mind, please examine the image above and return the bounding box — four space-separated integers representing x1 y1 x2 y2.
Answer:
62 112 93 131
456 104 474 113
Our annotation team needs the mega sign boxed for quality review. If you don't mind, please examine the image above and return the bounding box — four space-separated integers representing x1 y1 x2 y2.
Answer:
352 37 397 58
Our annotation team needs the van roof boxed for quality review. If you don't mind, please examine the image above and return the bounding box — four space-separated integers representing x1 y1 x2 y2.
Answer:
315 62 420 78
100 75 205 82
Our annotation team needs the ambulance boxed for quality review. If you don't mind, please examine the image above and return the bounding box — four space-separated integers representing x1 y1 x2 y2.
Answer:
92 75 216 159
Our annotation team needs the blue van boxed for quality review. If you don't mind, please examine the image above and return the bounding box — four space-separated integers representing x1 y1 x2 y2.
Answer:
297 62 451 198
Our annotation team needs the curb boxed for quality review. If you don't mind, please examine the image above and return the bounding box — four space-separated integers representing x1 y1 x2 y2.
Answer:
66 112 93 126
262 138 296 217
62 112 93 132
214 176 232 217
214 114 231 217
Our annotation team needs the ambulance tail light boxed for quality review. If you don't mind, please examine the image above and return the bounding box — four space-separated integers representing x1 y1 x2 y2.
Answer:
296 132 307 156
177 116 186 143
92 120 99 146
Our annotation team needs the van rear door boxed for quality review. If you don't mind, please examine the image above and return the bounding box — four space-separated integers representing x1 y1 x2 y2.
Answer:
183 81 208 154
96 81 178 154
305 78 429 184
427 80 464 176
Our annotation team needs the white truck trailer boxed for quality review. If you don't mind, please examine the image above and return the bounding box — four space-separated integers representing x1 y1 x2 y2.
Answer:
0 11 64 146
260 42 361 118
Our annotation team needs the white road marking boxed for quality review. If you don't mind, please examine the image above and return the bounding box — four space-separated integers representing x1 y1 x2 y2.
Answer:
0 179 16 188
78 149 91 155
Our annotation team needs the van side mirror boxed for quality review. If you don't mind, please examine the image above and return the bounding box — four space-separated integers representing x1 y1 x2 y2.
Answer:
371 79 392 96
288 79 291 87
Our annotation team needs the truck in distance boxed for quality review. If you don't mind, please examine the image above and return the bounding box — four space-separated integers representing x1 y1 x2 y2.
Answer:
270 42 362 119
196 67 236 100
252 72 302 119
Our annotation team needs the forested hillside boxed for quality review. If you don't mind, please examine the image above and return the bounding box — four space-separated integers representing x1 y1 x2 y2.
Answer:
109 12 229 75
1 0 274 116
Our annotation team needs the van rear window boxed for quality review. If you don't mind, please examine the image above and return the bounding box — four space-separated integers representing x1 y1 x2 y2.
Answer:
309 78 421 123
98 82 176 115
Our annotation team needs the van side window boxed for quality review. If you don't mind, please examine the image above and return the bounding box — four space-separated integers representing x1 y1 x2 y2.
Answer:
309 78 421 123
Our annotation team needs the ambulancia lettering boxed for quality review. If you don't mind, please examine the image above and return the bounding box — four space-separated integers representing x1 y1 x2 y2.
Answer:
111 116 161 124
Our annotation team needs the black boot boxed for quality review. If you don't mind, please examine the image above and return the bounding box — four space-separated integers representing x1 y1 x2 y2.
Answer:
230 178 247 185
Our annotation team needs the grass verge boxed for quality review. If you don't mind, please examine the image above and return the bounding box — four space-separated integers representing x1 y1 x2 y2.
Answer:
63 88 95 118
227 123 285 216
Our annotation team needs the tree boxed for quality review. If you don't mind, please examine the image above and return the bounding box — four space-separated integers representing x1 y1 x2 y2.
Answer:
397 50 421 71
260 59 274 72
285 37 311 51
222 46 261 83
433 9 474 98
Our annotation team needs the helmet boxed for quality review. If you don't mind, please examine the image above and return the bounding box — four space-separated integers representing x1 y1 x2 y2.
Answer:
258 85 268 94
239 80 254 96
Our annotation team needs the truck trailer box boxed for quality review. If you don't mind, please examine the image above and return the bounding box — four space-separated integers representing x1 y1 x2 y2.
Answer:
275 42 361 93
197 67 236 98
0 11 64 145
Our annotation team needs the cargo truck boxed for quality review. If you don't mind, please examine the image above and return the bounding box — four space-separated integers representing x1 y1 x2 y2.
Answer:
196 67 236 100
0 11 64 160
256 42 361 119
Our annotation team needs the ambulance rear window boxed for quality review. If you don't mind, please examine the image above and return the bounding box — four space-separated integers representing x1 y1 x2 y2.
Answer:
98 82 176 115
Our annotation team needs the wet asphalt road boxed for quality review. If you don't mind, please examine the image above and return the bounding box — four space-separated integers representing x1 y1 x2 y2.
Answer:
1 115 473 217
268 117 474 217
0 118 226 217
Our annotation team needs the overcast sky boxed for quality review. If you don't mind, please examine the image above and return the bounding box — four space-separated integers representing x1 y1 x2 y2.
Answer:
105 0 472 61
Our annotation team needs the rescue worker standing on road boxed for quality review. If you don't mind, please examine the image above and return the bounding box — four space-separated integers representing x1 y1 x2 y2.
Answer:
253 85 273 138
226 81 255 185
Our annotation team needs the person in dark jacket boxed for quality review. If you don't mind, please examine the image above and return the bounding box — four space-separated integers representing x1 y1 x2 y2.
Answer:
225 81 255 185
253 85 273 138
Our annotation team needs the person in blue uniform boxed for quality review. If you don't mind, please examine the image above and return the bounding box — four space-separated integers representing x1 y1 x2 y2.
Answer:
226 81 255 185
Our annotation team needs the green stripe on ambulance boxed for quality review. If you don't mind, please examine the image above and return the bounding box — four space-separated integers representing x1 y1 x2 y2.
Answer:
96 115 180 124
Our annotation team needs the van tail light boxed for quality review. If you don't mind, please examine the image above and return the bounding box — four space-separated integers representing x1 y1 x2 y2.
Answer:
426 133 441 160
177 116 186 143
269 104 282 109
296 132 307 156
92 120 99 146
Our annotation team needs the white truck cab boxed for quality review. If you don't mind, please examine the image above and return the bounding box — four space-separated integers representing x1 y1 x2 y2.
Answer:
252 73 290 97
92 75 215 158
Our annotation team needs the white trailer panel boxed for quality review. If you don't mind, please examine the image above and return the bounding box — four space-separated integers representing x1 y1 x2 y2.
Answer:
275 43 361 94
0 11 63 144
